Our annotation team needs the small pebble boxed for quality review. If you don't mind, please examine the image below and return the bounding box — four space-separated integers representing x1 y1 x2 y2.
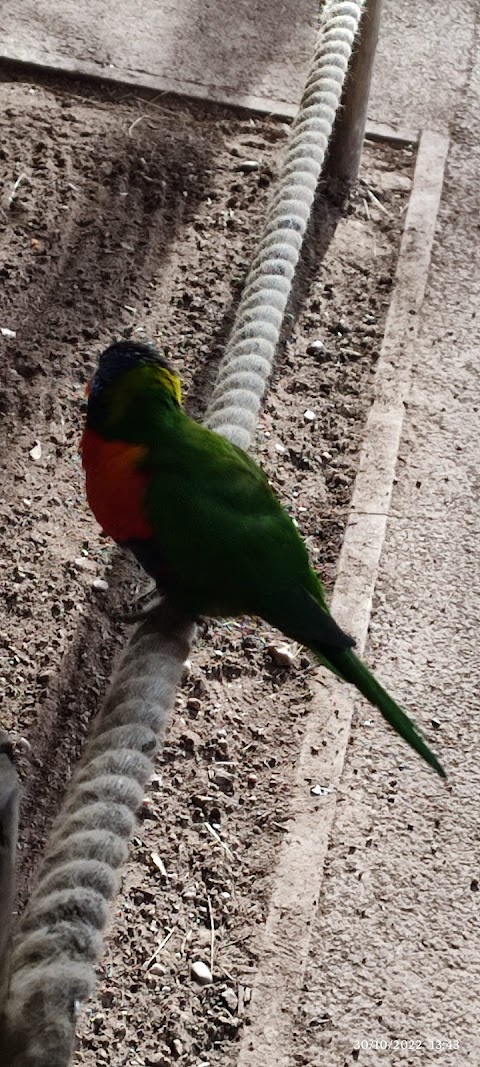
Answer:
268 642 295 668
303 409 316 423
307 340 326 357
247 772 258 787
273 123 291 137
29 441 42 461
1 327 16 339
213 771 235 796
74 556 97 573
373 171 412 193
38 669 54 684
275 442 286 454
310 783 335 797
92 577 109 591
236 160 260 173
222 988 239 1012
150 852 168 876
191 960 213 985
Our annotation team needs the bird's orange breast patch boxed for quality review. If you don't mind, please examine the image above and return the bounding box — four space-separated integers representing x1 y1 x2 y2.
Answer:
81 429 153 543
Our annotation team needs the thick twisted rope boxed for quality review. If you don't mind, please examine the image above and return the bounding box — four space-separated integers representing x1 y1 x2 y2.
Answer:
0 606 194 1066
0 3 365 1063
207 0 366 448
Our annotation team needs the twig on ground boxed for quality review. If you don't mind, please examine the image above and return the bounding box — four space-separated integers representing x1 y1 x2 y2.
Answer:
206 893 215 977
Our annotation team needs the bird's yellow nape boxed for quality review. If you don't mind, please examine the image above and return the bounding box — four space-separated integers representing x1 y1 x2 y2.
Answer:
155 366 182 406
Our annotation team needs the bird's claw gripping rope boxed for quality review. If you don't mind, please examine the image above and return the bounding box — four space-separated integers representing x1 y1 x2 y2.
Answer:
112 595 164 625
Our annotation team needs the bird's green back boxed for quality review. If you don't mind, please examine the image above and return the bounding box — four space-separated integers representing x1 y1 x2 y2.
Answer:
143 404 323 623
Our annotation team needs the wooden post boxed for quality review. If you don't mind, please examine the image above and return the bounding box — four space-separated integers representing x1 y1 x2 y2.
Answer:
0 736 20 1012
326 0 384 183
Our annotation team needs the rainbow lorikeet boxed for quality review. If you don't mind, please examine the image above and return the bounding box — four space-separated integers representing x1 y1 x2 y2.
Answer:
81 340 445 779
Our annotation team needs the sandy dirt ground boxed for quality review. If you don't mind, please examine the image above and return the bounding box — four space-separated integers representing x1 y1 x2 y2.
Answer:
0 69 414 1066
1 0 479 1064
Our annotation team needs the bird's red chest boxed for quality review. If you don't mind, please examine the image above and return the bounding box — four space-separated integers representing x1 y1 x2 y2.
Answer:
81 429 153 543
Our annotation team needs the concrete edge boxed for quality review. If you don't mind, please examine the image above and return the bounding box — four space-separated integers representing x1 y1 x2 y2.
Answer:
0 45 300 117
236 129 450 1067
0 48 419 138
364 119 418 146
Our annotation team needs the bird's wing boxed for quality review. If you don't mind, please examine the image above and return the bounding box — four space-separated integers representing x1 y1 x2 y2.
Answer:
142 421 319 618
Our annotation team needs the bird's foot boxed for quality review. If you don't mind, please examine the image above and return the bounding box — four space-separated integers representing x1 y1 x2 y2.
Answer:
112 591 164 624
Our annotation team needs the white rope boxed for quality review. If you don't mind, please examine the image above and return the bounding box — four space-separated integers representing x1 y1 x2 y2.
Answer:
0 3 366 1062
0 607 194 1065
207 0 366 448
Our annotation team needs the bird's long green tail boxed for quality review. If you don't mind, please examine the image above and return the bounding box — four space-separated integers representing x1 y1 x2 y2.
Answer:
317 647 446 779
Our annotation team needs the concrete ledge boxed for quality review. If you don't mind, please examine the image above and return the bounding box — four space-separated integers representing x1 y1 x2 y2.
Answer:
364 119 418 146
1 0 318 117
1 48 422 137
